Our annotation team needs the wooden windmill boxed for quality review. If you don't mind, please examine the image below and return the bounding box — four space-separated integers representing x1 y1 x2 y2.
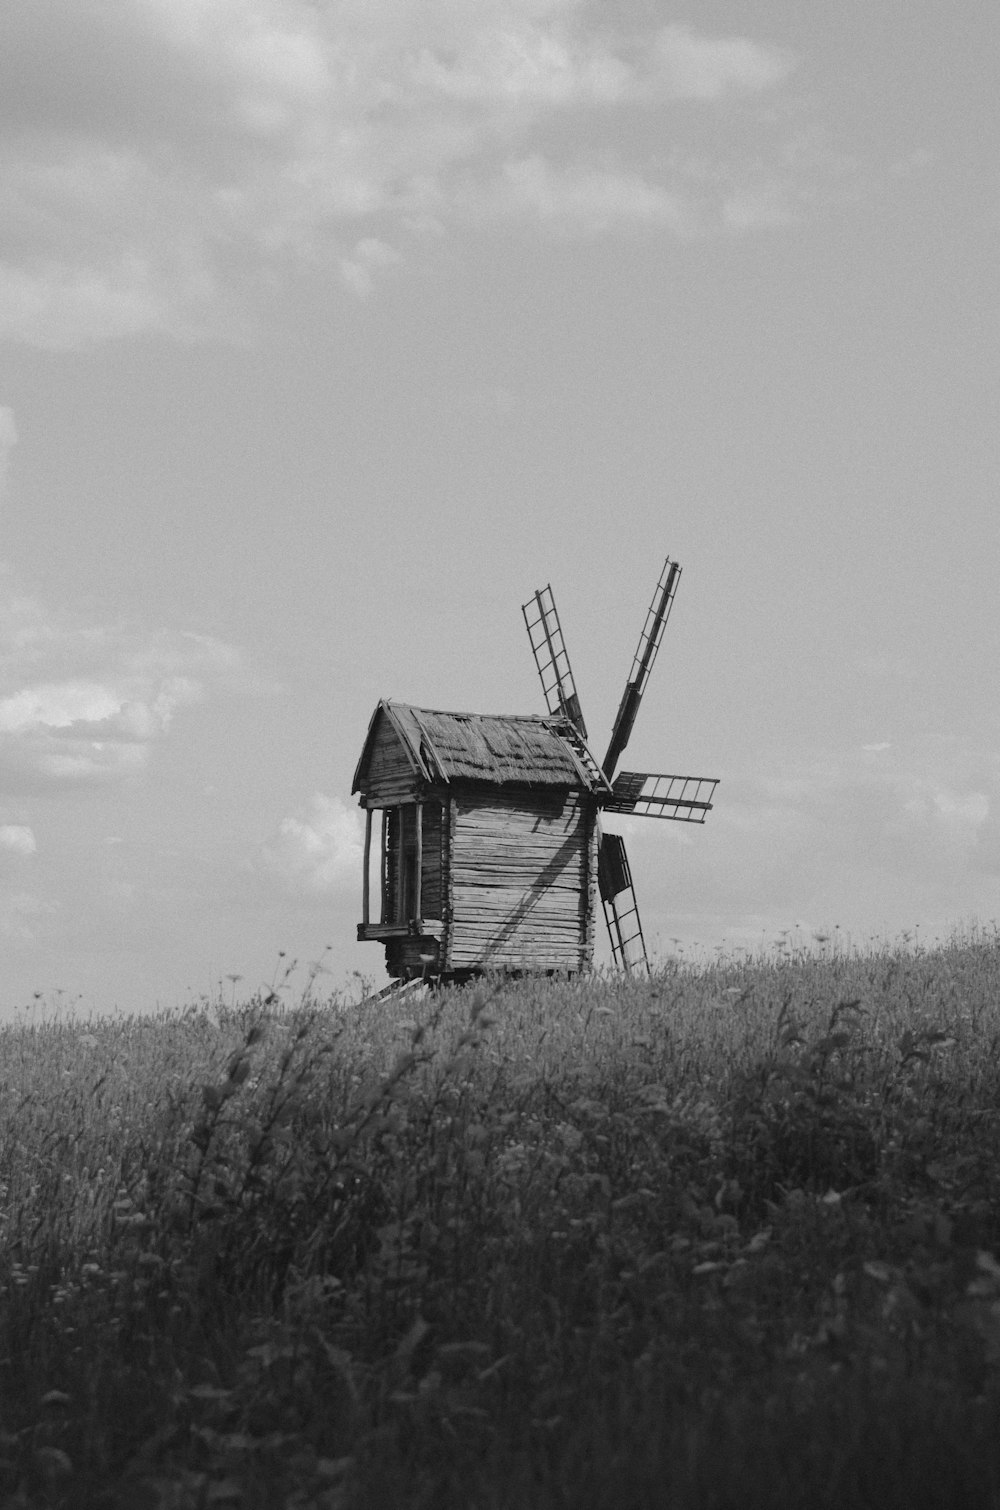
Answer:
353 557 717 982
522 557 718 973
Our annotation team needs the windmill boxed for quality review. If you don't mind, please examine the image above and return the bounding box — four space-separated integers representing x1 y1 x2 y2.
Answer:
522 557 718 974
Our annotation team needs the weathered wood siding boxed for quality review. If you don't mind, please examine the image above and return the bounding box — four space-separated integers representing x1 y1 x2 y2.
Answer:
362 711 416 805
445 789 593 972
420 800 445 919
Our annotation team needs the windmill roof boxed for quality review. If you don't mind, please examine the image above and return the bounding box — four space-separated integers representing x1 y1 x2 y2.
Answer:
353 700 609 794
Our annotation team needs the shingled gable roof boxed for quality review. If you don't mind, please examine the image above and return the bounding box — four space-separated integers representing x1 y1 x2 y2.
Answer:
353 700 610 794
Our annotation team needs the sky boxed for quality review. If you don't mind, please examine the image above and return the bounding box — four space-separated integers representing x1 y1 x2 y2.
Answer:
0 0 997 1014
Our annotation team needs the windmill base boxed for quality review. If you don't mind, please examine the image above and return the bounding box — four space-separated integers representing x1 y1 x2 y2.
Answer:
385 948 581 989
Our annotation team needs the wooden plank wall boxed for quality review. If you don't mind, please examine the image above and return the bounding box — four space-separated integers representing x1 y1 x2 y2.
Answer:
446 789 594 971
421 801 444 919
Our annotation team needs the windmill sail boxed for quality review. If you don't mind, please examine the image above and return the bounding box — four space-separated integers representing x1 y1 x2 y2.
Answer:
605 771 718 823
603 558 681 780
523 555 715 979
522 584 588 738
598 831 649 975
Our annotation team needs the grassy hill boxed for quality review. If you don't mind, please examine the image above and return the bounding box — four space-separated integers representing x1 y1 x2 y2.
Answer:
2 931 1000 1507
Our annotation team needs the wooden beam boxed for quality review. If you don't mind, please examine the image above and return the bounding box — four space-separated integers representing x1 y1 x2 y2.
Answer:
358 920 445 942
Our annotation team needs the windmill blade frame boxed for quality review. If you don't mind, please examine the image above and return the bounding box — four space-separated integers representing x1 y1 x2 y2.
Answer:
522 584 588 738
520 554 714 980
597 830 649 975
605 771 719 823
602 558 681 780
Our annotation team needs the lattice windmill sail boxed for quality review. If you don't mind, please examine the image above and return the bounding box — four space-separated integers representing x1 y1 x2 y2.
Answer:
522 584 588 738
522 557 718 975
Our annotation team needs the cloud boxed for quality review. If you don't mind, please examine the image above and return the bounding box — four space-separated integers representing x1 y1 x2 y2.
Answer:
0 682 147 734
0 1 801 345
0 825 35 857
0 890 49 945
408 19 632 106
0 257 207 351
0 580 242 789
723 755 995 874
654 25 794 100
339 237 401 297
260 794 364 894
721 182 795 231
698 743 1000 923
0 406 16 492
617 736 1000 960
481 154 692 232
0 676 204 785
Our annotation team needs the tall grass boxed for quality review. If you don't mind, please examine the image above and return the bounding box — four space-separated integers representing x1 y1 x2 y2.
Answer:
1 928 1000 1506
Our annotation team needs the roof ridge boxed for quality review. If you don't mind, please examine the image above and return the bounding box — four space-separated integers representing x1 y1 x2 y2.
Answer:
388 700 558 725
357 702 608 794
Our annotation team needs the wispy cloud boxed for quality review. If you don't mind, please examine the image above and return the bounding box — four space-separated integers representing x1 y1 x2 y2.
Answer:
478 154 693 233
0 257 209 351
653 25 794 100
717 747 998 882
260 794 364 894
0 825 35 857
0 577 244 790
628 739 1000 951
0 407 16 491
0 0 803 344
0 890 49 946
0 677 203 786
721 183 796 231
338 237 402 298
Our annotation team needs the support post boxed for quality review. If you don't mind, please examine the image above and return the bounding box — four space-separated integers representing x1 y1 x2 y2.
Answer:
394 808 404 925
380 810 389 923
362 807 372 926
414 801 423 921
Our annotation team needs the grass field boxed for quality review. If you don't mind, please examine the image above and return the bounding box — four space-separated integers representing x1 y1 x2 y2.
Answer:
1 930 1000 1507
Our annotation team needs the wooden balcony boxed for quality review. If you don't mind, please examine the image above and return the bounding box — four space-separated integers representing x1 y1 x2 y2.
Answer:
357 919 444 943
